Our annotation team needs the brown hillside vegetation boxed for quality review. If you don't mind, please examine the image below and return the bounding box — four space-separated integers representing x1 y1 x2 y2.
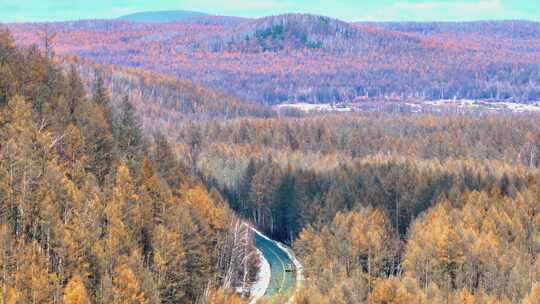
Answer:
71 57 275 124
180 113 540 303
4 14 540 304
8 16 540 104
0 28 256 304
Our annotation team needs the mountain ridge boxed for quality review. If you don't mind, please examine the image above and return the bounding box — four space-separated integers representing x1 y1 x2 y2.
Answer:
7 13 540 104
200 14 402 53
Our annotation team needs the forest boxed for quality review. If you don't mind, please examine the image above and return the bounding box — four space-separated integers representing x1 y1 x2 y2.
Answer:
0 27 259 303
3 13 540 304
158 113 539 303
72 58 275 124
7 16 540 104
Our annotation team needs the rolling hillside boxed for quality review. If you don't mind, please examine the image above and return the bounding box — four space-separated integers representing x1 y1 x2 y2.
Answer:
6 14 540 104
199 14 423 54
70 57 276 132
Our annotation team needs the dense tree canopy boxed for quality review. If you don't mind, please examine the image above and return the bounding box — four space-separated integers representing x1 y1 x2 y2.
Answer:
0 27 257 304
3 16 540 303
8 17 540 104
182 110 540 303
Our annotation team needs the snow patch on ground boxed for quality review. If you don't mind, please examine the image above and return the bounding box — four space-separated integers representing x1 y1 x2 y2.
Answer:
277 103 352 113
498 101 540 112
425 99 540 112
249 248 271 304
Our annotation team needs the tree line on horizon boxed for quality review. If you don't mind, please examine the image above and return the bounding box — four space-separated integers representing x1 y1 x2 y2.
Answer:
7 16 540 105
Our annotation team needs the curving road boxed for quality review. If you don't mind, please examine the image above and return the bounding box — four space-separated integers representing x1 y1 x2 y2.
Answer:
254 233 297 301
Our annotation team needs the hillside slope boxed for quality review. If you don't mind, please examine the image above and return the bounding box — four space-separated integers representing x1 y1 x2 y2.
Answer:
200 14 422 54
0 27 258 303
69 57 276 133
7 15 540 104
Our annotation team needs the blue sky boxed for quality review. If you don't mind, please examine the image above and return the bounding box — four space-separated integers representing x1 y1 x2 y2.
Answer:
1 0 539 22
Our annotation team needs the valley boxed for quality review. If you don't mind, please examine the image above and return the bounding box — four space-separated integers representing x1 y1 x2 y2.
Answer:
2 3 540 304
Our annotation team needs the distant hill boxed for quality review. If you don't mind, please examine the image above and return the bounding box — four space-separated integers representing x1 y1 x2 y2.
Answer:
8 14 540 104
72 59 275 126
73 58 275 122
118 10 208 23
363 20 540 37
202 14 422 53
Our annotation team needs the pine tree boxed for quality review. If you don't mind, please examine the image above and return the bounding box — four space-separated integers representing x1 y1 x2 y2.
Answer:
63 274 91 304
273 168 298 242
152 225 187 303
76 100 115 184
104 163 138 265
112 265 147 304
167 203 212 302
60 123 87 182
369 277 428 304
115 96 143 161
0 225 16 304
66 65 85 122
0 95 56 237
235 158 257 215
0 28 15 62
0 28 17 106
92 74 109 107
137 156 171 230
207 289 244 304
153 132 184 189
14 242 57 303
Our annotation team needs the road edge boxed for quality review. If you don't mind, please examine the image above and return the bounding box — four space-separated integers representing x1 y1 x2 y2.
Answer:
250 227 304 303
249 247 271 304
273 242 304 304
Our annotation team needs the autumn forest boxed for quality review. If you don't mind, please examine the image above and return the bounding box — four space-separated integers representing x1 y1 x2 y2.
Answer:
2 6 540 304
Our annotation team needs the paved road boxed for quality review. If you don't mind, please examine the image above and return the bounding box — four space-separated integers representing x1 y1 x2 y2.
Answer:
254 233 296 301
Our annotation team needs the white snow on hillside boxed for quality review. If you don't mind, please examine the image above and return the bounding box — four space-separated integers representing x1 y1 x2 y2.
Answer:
278 100 540 114
277 103 352 113
425 99 540 112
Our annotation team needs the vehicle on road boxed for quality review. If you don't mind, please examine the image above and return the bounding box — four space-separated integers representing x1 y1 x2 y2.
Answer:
254 232 296 300
285 263 295 272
